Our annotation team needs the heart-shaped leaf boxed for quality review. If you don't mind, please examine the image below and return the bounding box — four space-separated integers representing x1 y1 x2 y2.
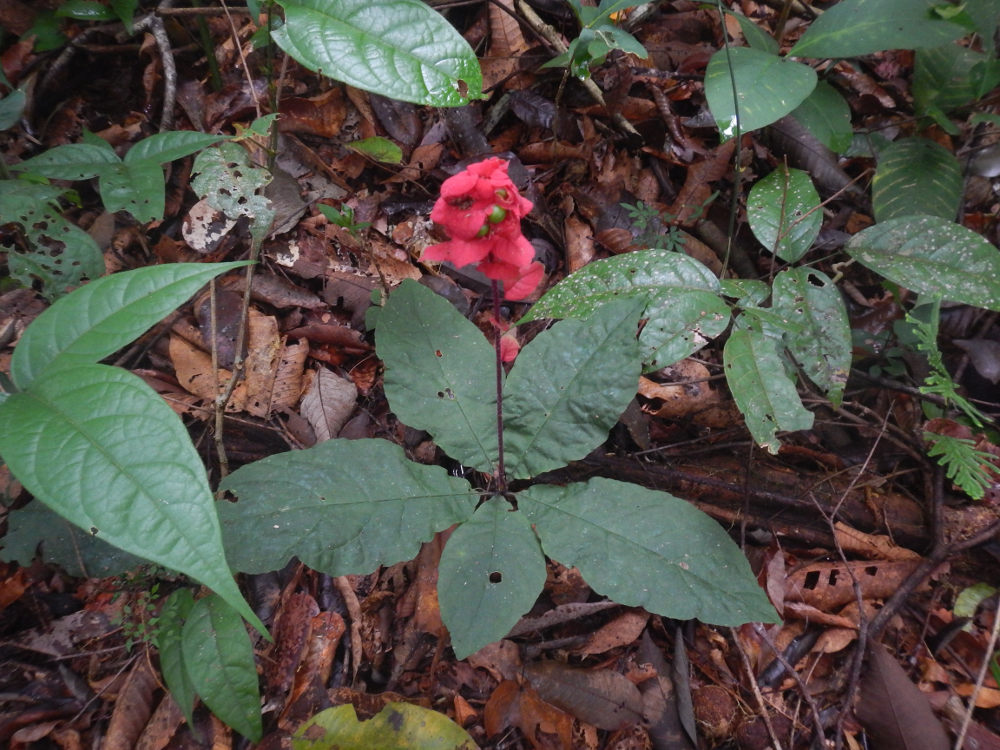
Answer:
747 166 822 262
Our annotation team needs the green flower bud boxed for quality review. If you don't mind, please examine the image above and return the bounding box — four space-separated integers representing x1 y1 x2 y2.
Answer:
487 205 507 224
475 224 490 238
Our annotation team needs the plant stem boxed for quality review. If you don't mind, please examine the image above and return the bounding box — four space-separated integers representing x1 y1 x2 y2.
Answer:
492 281 508 494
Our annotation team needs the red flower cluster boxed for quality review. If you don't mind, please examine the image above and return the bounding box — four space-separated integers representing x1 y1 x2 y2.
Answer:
423 158 544 300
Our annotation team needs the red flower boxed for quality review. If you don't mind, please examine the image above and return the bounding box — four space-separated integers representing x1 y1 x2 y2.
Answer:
424 158 543 300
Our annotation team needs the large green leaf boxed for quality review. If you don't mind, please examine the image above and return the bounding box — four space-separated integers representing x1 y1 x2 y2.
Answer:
218 438 477 575
273 0 482 107
522 249 731 371
0 181 105 300
124 130 227 165
846 215 1000 310
788 0 966 58
378 280 498 473
438 498 547 658
915 44 995 115
98 161 165 223
771 268 851 406
789 81 853 153
182 594 262 742
723 322 814 453
156 589 197 729
0 365 263 632
872 138 962 222
1 501 143 577
13 141 119 180
293 703 477 750
747 166 821 262
520 478 778 624
705 47 816 139
503 299 643 479
12 262 248 389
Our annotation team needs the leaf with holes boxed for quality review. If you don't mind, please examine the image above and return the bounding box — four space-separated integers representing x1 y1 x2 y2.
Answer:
218 438 478 575
724 321 814 453
747 166 821 262
846 215 1000 310
705 47 816 139
378 280 498 473
191 141 274 245
520 478 778 624
273 0 482 107
438 498 547 658
522 249 731 371
503 298 643 479
872 138 962 222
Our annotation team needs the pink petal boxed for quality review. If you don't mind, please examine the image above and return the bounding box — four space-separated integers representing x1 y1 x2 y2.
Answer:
499 334 520 362
503 261 544 300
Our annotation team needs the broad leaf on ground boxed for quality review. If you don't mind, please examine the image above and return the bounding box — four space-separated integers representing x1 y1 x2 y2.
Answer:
378 279 498 473
705 47 816 139
11 262 249 389
772 268 851 405
273 0 482 107
0 365 263 632
747 166 821 262
520 478 778 624
503 299 643 479
846 215 1000 310
181 594 262 742
13 141 119 180
522 249 730 371
788 0 966 58
218 438 478 575
438 497 547 659
724 322 814 453
292 703 477 749
872 138 962 222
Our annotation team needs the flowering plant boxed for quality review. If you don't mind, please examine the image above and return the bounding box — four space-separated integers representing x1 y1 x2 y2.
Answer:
423 158 544 301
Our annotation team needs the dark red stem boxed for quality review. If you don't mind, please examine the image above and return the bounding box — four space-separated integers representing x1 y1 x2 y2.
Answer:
492 281 507 494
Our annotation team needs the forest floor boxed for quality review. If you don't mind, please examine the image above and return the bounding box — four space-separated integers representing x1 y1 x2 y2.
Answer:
2 0 1000 748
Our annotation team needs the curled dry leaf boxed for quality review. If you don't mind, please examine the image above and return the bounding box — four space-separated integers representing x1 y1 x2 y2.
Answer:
299 367 358 442
168 334 246 411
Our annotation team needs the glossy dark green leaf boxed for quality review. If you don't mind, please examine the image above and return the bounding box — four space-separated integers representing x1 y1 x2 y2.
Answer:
156 589 197 728
520 478 778 624
218 439 477 575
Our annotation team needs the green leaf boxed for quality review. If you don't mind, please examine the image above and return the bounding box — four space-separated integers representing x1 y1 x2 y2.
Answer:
349 136 403 165
966 0 1000 39
156 589 197 729
846 215 1000 310
438 498 547 659
520 478 778 624
293 703 477 750
872 138 962 222
788 0 966 58
705 47 817 139
728 11 779 54
378 280 498 473
771 268 851 405
504 299 643 479
747 166 821 262
218 438 477 575
1 501 143 577
0 181 105 300
0 89 26 130
789 81 853 153
98 161 165 223
110 0 138 31
12 262 249 389
13 141 120 180
915 44 993 115
124 131 228 166
55 0 117 20
723 323 814 453
522 249 731 372
272 0 482 107
182 594 262 741
0 365 263 632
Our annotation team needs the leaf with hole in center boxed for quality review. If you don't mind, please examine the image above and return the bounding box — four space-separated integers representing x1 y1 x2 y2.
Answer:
11 262 249 389
723 321 814 453
747 166 821 262
182 594 261 742
705 47 816 139
846 215 1000 310
0 365 263 632
772 268 851 406
520 478 778 624
218 438 478 575
192 141 274 246
521 249 731 371
788 0 966 58
273 0 482 107
872 138 962 222
503 298 643 479
438 497 547 659
292 702 477 749
378 279 498 473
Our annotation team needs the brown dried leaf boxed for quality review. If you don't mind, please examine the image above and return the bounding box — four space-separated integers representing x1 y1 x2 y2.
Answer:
484 679 575 750
168 334 246 411
299 367 358 441
574 610 649 657
785 559 923 609
104 658 157 750
244 310 283 418
524 661 644 731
